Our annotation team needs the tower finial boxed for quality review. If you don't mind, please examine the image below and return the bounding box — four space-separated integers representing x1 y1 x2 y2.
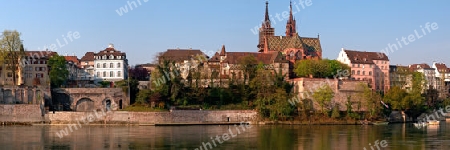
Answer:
285 0 297 37
263 1 271 28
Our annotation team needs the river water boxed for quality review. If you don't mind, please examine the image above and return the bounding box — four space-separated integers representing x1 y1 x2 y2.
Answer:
1 122 450 150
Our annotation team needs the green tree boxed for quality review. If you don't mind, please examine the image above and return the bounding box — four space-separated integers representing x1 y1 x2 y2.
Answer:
115 79 140 104
357 83 382 119
150 60 183 106
407 72 426 108
383 86 408 110
48 54 69 88
0 30 25 85
312 84 334 115
294 59 350 78
252 67 294 120
136 89 152 105
98 81 111 88
294 59 315 77
238 55 258 84
331 105 341 118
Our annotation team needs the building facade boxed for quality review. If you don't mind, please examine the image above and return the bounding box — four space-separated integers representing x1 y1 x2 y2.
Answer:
409 63 436 91
337 48 390 93
21 51 57 87
80 52 95 81
257 1 322 77
208 45 290 81
93 44 128 82
431 62 449 98
158 48 209 79
389 65 412 92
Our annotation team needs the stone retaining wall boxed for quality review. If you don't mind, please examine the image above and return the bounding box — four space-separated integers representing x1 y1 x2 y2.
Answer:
0 105 44 123
47 110 258 124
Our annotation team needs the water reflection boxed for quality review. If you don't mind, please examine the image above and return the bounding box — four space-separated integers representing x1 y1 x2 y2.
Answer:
1 123 450 149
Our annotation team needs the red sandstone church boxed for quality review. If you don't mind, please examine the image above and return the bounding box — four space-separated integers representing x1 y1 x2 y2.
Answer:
257 1 322 64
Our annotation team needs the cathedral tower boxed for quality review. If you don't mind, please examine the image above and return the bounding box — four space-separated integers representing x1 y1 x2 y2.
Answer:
258 1 275 52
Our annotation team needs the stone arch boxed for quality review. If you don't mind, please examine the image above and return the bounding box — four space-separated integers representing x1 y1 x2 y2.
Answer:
27 89 34 104
3 89 12 104
102 98 112 111
119 99 123 109
35 90 42 104
76 98 95 111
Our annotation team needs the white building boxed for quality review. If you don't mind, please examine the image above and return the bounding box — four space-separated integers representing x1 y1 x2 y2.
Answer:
93 44 128 82
409 63 436 90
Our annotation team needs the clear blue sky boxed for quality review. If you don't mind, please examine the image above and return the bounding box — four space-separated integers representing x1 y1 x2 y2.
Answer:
1 0 448 66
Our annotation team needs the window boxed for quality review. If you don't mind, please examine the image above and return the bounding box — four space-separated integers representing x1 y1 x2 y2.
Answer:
351 70 355 75
370 64 373 68
362 71 365 75
117 63 121 68
118 71 121 77
357 71 360 75
352 64 355 67
97 72 101 77
110 63 114 68
110 71 114 77
110 55 114 59
103 63 107 68
7 72 12 77
103 71 107 77
369 71 372 76
36 73 44 78
358 64 360 67
97 63 100 68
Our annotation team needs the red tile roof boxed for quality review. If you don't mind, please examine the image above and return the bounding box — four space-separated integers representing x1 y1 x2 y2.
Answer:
344 49 389 64
80 52 94 61
266 35 322 53
221 52 287 64
24 51 57 59
434 63 447 72
209 45 287 64
159 49 209 63
409 63 432 71
96 47 126 57
64 56 80 63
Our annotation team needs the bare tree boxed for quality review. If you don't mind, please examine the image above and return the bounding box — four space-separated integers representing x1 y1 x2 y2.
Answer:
0 30 24 86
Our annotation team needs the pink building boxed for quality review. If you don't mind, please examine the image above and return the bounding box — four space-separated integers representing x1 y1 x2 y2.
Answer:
337 48 390 93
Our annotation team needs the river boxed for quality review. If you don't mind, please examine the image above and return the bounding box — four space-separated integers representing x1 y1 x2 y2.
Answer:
1 122 450 150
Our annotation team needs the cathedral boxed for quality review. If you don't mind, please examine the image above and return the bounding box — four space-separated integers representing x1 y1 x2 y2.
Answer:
257 1 322 65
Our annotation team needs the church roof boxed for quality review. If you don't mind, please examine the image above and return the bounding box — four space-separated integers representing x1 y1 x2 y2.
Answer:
267 35 322 52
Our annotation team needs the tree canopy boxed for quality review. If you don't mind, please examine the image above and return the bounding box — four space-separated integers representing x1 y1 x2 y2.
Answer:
312 84 335 115
294 59 350 78
48 54 69 88
0 30 25 85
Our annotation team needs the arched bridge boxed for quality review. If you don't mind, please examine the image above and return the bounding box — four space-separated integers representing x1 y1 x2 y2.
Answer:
53 88 129 111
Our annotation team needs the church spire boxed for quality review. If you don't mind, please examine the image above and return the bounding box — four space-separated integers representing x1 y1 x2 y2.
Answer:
288 1 293 23
263 1 271 28
258 1 275 52
286 0 297 37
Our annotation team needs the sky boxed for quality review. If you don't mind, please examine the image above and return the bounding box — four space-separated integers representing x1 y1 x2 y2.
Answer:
0 0 449 66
